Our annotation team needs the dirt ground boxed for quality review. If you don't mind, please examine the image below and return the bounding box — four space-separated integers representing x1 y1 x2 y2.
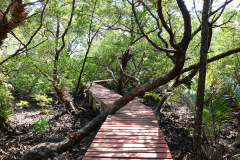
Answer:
0 94 101 160
0 91 239 160
142 96 239 160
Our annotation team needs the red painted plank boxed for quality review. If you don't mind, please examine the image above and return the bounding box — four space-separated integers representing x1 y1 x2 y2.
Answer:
92 139 166 144
104 119 157 122
84 152 172 159
111 114 156 117
83 158 173 160
106 117 157 121
88 143 169 148
105 119 158 123
98 128 161 133
101 123 159 127
114 113 155 117
118 109 153 113
87 147 170 153
96 132 162 136
102 123 158 126
120 105 149 108
103 122 158 125
100 124 159 128
83 157 172 160
94 135 165 140
97 94 122 99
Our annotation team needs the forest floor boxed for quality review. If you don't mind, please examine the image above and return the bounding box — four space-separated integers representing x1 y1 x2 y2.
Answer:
0 91 239 160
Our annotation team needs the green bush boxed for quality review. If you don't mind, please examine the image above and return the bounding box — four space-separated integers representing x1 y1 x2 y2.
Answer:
202 78 230 145
144 91 161 100
0 81 14 127
33 94 53 107
42 109 50 114
223 76 240 107
175 77 230 145
16 100 29 107
32 117 51 135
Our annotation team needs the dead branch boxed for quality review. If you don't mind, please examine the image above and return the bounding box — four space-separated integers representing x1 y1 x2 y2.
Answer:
119 62 140 85
106 67 118 85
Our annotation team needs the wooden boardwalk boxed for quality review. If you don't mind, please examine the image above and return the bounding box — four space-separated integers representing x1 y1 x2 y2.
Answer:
83 82 172 160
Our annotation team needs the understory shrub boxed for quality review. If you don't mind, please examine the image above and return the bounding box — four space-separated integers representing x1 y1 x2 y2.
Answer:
0 80 14 128
175 76 231 158
16 100 29 108
32 117 51 135
33 94 53 107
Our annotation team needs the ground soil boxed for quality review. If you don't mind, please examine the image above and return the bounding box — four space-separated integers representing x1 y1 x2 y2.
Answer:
0 87 239 160
0 94 101 160
142 96 239 160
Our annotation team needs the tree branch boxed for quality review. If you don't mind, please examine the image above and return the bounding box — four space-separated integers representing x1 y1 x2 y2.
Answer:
176 0 192 51
181 47 240 74
157 0 179 50
106 67 118 85
191 0 233 39
130 0 177 53
0 0 48 65
119 62 140 86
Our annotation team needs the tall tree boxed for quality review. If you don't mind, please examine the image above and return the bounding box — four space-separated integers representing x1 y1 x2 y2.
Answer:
193 0 210 157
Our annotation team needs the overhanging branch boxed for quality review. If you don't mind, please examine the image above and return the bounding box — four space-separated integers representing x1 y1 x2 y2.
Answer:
181 47 240 74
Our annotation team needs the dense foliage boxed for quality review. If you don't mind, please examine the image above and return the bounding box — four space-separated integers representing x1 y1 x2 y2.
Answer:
0 0 240 159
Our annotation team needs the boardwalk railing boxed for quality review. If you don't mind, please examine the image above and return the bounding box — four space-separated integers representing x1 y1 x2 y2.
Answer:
83 81 172 159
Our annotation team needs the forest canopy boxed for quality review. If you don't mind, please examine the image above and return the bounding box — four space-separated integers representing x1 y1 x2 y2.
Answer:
0 0 240 159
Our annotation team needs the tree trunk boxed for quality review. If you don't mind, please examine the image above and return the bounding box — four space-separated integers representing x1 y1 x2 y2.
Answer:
21 0 190 158
117 49 133 95
54 86 84 115
193 0 210 158
21 46 186 159
232 111 240 147
154 95 168 120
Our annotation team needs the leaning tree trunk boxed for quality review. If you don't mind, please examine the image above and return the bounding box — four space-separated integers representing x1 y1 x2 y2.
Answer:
54 86 84 115
155 69 199 119
154 95 169 120
20 46 186 160
20 0 191 158
20 112 108 160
